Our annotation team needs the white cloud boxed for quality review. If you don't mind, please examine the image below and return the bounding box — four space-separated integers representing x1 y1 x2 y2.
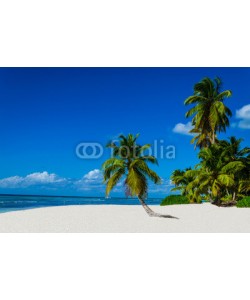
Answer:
0 171 67 189
83 169 102 181
25 172 66 184
234 104 250 129
0 176 24 188
173 121 193 136
236 104 250 119
0 170 104 192
75 169 104 191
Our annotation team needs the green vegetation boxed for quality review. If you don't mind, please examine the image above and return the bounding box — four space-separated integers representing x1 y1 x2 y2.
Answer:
160 195 190 206
236 197 250 208
170 77 250 207
102 77 249 211
102 134 176 218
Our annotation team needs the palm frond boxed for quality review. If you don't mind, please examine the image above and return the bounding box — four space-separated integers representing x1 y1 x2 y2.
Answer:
105 168 125 196
130 159 161 184
221 161 245 174
126 167 148 198
215 90 232 102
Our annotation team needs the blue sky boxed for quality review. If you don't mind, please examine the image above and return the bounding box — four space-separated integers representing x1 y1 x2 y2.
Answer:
0 68 250 197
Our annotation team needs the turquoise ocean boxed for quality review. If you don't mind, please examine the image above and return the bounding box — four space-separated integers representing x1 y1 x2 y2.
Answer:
0 194 162 213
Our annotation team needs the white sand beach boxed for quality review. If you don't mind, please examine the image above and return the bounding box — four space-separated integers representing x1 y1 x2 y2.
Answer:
0 203 250 232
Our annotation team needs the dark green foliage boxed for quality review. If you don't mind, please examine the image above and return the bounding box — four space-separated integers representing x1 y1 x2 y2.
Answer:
236 197 250 208
170 137 250 206
160 195 190 206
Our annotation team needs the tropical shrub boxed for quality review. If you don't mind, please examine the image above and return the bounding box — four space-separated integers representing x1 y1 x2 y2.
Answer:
236 197 250 208
160 195 190 206
171 137 250 206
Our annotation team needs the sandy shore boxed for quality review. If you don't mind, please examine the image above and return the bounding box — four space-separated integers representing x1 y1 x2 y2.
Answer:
0 203 250 232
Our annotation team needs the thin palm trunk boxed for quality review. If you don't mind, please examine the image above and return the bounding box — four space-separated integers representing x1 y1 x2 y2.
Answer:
211 131 215 145
232 191 236 202
138 197 178 219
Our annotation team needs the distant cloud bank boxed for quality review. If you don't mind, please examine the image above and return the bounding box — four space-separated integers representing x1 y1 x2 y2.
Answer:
0 171 67 189
0 169 173 195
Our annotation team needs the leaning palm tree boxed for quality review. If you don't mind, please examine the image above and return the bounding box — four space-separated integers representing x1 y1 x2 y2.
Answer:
102 133 176 218
185 77 232 148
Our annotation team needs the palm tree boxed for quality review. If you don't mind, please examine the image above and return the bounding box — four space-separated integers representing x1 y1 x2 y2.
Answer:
220 136 250 162
186 143 246 205
171 169 186 186
184 77 232 148
102 133 176 218
171 168 201 203
170 168 192 193
220 137 250 200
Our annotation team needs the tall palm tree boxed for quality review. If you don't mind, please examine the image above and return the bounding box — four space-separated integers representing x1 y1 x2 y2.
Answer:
184 77 232 148
102 134 176 218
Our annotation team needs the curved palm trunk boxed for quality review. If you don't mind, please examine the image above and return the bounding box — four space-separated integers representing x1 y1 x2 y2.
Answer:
138 197 178 219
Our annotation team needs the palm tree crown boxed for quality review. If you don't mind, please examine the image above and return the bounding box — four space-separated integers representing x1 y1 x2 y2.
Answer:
102 133 161 199
185 77 232 148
